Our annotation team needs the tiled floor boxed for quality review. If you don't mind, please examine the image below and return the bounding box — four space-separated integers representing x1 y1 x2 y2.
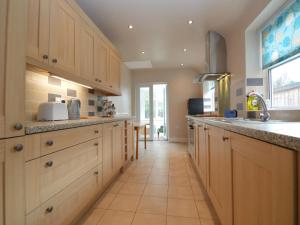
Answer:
79 141 220 225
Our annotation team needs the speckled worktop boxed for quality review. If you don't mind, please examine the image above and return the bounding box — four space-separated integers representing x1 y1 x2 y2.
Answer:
187 115 300 151
25 116 135 135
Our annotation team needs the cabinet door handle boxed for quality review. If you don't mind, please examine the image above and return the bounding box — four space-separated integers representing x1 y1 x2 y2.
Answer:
52 58 58 63
14 144 23 152
109 85 112 88
204 127 209 131
95 130 99 134
98 79 102 83
45 206 54 214
42 54 48 59
114 124 119 127
94 171 99 175
94 142 99 146
45 161 54 167
222 136 229 141
46 140 54 146
14 123 23 131
95 78 98 82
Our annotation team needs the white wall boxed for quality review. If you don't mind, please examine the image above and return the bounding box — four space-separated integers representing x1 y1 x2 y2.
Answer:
108 64 132 115
131 68 202 142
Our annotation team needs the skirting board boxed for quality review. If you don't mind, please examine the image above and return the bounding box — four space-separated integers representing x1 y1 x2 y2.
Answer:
169 138 188 143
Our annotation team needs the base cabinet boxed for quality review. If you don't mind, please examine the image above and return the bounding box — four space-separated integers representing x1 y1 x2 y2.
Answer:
112 122 124 175
102 123 114 185
196 124 208 189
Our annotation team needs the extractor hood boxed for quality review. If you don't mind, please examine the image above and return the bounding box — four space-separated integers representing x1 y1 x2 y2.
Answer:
193 31 229 83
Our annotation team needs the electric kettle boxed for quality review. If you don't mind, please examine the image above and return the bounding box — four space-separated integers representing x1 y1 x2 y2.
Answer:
67 99 81 120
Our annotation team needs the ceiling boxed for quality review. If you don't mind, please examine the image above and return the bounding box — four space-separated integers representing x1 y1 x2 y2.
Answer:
76 0 258 72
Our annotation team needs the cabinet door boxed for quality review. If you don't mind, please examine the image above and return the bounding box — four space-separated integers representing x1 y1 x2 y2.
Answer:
298 153 300 225
0 142 4 225
230 132 296 225
27 0 50 63
0 0 26 138
5 137 26 225
77 22 94 80
109 49 121 91
206 126 232 225
113 122 124 175
49 0 77 74
197 125 208 189
127 121 134 161
103 124 113 185
94 34 109 85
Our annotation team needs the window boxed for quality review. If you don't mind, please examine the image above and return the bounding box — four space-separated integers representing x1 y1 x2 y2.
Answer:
269 56 300 108
203 81 215 112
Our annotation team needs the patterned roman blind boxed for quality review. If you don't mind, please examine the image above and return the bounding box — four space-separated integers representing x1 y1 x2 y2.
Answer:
262 0 300 69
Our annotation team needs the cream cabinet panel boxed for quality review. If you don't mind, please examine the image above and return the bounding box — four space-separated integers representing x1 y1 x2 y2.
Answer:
206 126 232 225
77 22 94 80
197 124 208 189
109 49 121 91
27 168 98 225
26 139 98 213
0 0 26 138
49 0 77 74
298 153 300 225
230 132 296 225
27 0 50 63
103 123 114 185
113 122 124 175
94 34 109 85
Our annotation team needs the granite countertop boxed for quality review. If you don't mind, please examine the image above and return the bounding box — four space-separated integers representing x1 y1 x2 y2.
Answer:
25 116 135 135
187 115 300 151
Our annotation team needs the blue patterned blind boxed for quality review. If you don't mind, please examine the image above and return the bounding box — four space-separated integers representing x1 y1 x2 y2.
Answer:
262 0 300 69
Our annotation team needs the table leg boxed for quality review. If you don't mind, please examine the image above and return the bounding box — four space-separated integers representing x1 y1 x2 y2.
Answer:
144 126 147 149
136 127 139 160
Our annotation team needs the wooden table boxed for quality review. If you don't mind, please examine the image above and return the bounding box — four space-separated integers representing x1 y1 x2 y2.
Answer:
133 122 149 160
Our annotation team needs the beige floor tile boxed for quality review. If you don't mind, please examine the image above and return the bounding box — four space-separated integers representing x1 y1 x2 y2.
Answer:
169 176 191 187
119 173 130 182
196 201 217 219
148 175 169 185
129 167 152 175
119 182 146 195
169 169 188 177
200 218 220 225
167 198 198 218
191 185 207 200
151 168 169 176
106 181 125 194
132 213 166 225
168 185 194 199
127 174 149 184
167 216 201 225
98 210 135 225
143 184 168 198
108 194 141 212
137 196 167 215
81 209 106 225
94 194 116 209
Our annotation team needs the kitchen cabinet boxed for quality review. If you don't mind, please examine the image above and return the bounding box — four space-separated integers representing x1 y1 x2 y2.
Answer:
77 21 94 80
126 120 134 161
298 153 300 225
206 125 232 225
94 34 110 86
109 49 121 91
0 0 26 138
102 123 114 185
230 132 296 225
197 124 208 189
113 122 124 175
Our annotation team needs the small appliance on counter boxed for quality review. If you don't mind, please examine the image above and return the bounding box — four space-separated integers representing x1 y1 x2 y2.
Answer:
67 99 81 120
97 98 116 117
37 102 68 121
188 98 204 115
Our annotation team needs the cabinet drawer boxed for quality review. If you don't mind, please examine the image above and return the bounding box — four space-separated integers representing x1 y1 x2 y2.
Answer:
40 125 102 155
26 139 100 213
26 168 98 225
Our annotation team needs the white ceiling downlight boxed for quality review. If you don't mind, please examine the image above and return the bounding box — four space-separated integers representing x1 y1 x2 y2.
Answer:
128 25 133 29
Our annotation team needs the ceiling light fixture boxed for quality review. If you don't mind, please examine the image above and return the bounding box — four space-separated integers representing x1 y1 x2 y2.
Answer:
141 51 145 54
128 25 133 29
188 20 193 25
181 64 184 67
184 48 187 52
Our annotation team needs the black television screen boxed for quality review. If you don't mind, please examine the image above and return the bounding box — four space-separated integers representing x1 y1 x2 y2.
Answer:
188 98 204 115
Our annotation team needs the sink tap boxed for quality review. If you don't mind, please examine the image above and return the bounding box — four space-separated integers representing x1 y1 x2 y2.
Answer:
248 92 271 122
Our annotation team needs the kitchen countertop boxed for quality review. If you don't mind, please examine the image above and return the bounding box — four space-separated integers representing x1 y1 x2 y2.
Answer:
25 116 135 135
187 115 300 151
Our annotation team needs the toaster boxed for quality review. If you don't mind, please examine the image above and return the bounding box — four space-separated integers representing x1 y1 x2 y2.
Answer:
37 102 68 121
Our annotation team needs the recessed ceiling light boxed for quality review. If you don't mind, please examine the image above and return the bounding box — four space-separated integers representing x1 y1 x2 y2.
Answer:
181 63 184 67
128 25 133 29
141 51 145 54
184 48 187 52
188 20 193 25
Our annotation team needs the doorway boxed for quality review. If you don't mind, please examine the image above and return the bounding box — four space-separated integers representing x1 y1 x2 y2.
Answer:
137 83 168 141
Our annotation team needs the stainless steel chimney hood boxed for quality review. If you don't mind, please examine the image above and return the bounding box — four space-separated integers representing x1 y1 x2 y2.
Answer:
193 31 229 83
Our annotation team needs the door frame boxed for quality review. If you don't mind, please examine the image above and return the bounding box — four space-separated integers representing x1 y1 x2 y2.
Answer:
136 82 169 141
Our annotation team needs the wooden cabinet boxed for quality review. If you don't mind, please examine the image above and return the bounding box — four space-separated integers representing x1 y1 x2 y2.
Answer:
126 121 134 161
0 0 26 138
298 153 300 225
206 125 232 225
77 21 94 80
27 168 98 225
113 122 124 175
102 123 114 185
196 124 208 189
94 34 110 85
230 132 296 225
109 49 121 91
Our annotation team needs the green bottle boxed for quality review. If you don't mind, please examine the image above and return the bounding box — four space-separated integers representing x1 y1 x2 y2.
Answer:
247 95 259 111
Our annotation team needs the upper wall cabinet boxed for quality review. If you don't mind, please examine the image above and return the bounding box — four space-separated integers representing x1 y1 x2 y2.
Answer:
0 0 27 138
26 0 122 95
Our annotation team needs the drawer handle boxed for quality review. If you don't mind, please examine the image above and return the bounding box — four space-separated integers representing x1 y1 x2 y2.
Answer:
14 123 23 131
98 79 102 83
45 161 54 167
109 85 112 88
94 143 99 146
46 140 54 146
113 124 119 127
222 136 229 141
52 58 58 63
45 206 54 214
95 130 99 134
14 144 23 152
204 127 209 131
94 171 99 175
42 54 48 60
